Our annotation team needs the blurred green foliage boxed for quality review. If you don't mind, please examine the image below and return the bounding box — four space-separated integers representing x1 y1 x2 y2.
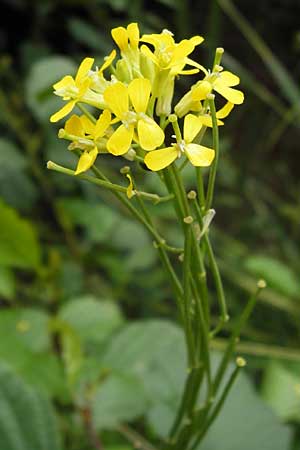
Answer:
1 0 300 449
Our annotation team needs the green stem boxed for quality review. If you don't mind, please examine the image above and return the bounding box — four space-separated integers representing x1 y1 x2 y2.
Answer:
47 161 172 204
189 357 246 450
213 281 266 393
192 196 228 324
196 168 206 207
183 222 196 366
205 96 219 211
78 103 97 123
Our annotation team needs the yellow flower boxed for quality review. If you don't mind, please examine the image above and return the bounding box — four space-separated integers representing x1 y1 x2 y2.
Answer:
50 58 94 122
144 114 215 171
63 110 111 174
175 69 243 117
140 30 204 75
103 78 164 155
192 70 244 104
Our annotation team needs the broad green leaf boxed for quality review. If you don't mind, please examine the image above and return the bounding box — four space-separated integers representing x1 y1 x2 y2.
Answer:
92 373 149 429
0 308 50 353
0 201 41 270
18 353 67 400
59 295 123 346
102 320 184 377
58 198 119 243
102 320 186 434
244 255 300 298
0 266 16 300
0 364 62 450
261 361 300 422
0 309 66 399
25 56 76 122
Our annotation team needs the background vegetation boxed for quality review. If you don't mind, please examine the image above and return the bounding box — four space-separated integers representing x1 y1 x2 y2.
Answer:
0 0 300 449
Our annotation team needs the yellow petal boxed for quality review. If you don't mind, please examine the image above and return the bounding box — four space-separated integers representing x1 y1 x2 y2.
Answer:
75 147 98 175
99 50 116 73
103 82 129 118
80 115 95 135
144 147 178 171
75 57 94 84
192 81 212 101
111 26 128 51
177 68 199 75
126 174 135 199
65 114 84 136
219 71 240 87
50 100 76 123
197 115 224 127
216 102 234 119
141 45 159 66
127 23 140 49
169 40 195 66
53 75 75 91
94 109 111 139
137 119 165 151
213 83 244 104
183 114 203 143
107 124 134 155
189 35 204 46
185 143 215 167
185 58 208 74
141 32 174 49
78 77 91 97
128 78 151 113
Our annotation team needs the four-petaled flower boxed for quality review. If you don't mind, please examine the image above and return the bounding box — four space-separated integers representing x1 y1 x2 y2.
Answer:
144 114 215 171
64 110 111 174
103 78 164 155
50 58 94 123
140 30 204 76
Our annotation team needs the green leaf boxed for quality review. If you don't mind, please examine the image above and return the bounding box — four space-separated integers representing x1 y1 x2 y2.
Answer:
102 320 184 376
92 373 149 429
261 361 300 422
0 201 41 270
102 320 186 434
58 198 119 244
0 364 62 450
59 296 123 347
25 56 76 122
17 353 67 401
0 266 16 300
244 255 300 298
0 308 50 353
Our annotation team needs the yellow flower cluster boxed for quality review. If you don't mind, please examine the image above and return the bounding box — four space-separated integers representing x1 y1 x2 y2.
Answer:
50 23 244 175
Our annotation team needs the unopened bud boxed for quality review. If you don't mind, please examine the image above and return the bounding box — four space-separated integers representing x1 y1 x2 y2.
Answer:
206 93 215 100
257 279 267 289
58 129 66 139
178 253 184 262
236 357 246 367
168 114 178 123
187 190 197 200
124 148 136 161
183 215 194 224
120 166 130 174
